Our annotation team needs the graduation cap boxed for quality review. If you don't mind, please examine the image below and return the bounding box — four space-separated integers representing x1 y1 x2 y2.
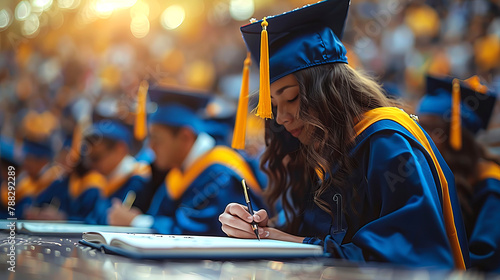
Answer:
0 137 21 166
22 138 53 159
148 86 211 135
416 75 497 150
232 0 351 149
87 120 133 149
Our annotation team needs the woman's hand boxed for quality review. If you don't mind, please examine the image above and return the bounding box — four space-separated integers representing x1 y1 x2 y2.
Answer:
219 203 305 243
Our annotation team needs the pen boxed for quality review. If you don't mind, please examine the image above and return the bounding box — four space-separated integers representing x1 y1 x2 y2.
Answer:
49 197 60 211
241 179 260 240
123 191 136 210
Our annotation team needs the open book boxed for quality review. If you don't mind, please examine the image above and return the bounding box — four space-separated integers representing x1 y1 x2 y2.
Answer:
80 232 324 259
16 222 154 236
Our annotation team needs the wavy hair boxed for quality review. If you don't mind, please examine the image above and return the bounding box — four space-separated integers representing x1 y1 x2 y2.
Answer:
260 63 399 234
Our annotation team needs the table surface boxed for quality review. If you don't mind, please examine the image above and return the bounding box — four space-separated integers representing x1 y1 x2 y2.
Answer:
0 232 496 280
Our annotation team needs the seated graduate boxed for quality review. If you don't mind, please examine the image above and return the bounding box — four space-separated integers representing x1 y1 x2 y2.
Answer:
219 0 470 269
107 88 266 236
27 130 107 221
416 75 500 272
15 111 62 219
0 137 21 219
84 120 151 224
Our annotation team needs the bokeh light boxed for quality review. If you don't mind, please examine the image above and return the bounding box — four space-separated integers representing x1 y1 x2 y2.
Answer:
0 9 13 30
130 14 150 38
57 0 80 10
92 0 137 18
130 1 149 18
15 1 31 21
31 0 54 13
229 0 254 21
161 5 185 30
22 13 40 37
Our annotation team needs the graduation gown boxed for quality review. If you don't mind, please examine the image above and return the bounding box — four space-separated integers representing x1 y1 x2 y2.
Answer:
301 107 469 269
34 171 106 221
145 146 266 235
86 161 151 224
1 165 62 219
469 161 500 271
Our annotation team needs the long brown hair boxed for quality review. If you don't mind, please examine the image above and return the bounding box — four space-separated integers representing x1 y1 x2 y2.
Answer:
418 116 500 236
261 63 398 234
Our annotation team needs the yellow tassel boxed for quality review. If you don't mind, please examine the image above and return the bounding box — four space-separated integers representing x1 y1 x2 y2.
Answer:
134 80 149 141
463 75 488 94
70 123 82 164
254 18 273 119
450 79 462 151
231 52 252 150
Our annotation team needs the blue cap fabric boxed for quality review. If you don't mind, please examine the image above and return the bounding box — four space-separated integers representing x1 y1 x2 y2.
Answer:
241 0 350 84
22 139 53 159
148 87 211 135
0 137 19 164
416 75 497 134
88 120 133 148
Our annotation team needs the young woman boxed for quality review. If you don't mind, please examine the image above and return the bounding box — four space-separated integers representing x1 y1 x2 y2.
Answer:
219 0 469 269
416 75 500 271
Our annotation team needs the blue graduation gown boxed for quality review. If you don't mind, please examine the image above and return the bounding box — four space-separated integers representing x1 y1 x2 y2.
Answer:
86 163 151 224
34 172 105 221
146 146 266 236
3 166 62 219
302 108 469 269
469 162 500 271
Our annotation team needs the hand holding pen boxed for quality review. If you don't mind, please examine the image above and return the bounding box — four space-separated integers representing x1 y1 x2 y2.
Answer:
241 179 260 240
220 183 306 243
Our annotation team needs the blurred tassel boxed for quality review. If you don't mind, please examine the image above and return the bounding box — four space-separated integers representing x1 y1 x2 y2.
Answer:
463 75 488 94
254 18 273 119
70 123 82 163
450 79 462 151
232 52 252 150
134 80 149 141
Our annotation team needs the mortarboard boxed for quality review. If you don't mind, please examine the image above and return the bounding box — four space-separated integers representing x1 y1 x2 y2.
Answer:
416 75 497 150
87 120 133 149
22 138 53 159
148 87 211 135
241 0 350 85
0 137 20 165
232 0 351 149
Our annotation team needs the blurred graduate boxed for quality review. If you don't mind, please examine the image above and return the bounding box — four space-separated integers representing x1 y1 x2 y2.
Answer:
416 75 500 271
107 87 266 236
26 129 106 222
84 119 151 224
0 137 21 219
13 111 62 219
219 0 469 269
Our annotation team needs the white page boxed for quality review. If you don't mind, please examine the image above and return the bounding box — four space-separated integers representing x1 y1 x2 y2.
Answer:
19 222 154 234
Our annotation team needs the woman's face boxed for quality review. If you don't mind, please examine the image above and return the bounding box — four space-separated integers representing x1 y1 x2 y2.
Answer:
270 74 312 145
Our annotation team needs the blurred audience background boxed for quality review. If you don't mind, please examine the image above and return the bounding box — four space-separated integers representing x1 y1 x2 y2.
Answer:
0 0 499 161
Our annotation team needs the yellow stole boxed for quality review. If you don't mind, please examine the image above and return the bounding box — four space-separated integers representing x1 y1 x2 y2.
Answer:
478 161 500 182
354 107 466 270
166 146 262 201
12 166 64 203
101 162 151 198
68 171 107 199
0 182 9 207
